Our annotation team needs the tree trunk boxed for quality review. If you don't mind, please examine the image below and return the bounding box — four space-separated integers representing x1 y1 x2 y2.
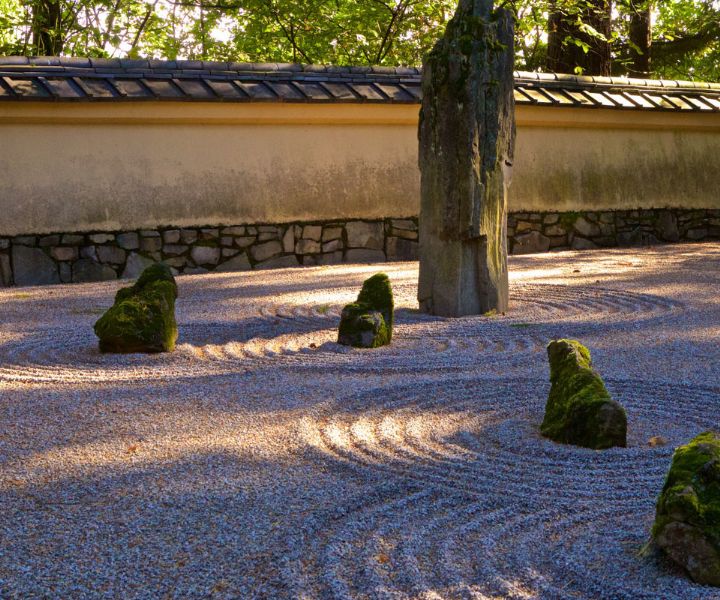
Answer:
418 0 515 317
628 2 652 75
547 0 612 76
31 0 64 55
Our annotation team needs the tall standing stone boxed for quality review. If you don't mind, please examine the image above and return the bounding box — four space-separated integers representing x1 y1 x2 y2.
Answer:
418 0 515 316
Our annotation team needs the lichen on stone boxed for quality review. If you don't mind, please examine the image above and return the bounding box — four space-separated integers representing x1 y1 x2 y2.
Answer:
653 431 720 586
540 339 627 449
94 263 178 353
337 273 394 348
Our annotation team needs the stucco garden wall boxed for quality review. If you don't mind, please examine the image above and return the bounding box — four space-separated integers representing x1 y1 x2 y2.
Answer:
1 103 720 237
1 100 720 286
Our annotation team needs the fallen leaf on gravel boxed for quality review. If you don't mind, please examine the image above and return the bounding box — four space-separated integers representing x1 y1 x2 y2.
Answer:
125 445 139 454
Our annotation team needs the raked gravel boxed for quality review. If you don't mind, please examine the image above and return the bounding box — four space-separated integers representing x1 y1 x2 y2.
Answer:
1 242 719 599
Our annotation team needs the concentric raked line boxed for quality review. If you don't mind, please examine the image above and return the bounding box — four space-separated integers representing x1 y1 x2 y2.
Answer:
0 282 682 383
0 323 545 383
0 329 196 383
277 476 688 599
255 284 682 322
299 383 720 600
442 499 716 600
183 324 549 373
276 483 430 599
308 378 719 503
170 283 684 369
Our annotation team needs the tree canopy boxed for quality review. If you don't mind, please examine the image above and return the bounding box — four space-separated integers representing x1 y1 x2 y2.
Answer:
0 0 718 80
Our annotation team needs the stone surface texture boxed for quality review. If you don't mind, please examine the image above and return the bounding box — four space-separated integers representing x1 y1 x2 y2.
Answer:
541 339 627 449
93 264 178 353
0 209 719 287
338 273 394 348
418 0 515 317
654 431 720 586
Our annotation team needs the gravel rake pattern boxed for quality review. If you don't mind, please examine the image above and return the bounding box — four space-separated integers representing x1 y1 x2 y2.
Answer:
0 284 681 383
0 245 717 599
293 378 720 599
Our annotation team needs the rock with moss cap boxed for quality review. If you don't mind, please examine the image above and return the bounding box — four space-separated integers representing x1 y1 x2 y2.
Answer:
541 339 626 449
653 431 720 586
94 263 178 353
338 273 394 348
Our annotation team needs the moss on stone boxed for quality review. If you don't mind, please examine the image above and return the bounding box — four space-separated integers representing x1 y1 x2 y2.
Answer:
132 262 177 297
94 264 178 353
653 431 720 585
356 273 394 341
337 273 394 348
540 339 627 449
337 303 390 349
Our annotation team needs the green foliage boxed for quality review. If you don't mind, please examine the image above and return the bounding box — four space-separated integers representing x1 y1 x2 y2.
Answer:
655 432 720 539
541 339 627 450
0 0 718 81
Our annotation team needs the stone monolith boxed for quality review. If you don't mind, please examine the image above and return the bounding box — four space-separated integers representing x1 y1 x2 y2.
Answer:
418 0 515 316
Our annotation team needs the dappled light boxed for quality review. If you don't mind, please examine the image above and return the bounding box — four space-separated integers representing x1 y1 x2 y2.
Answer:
1 243 719 597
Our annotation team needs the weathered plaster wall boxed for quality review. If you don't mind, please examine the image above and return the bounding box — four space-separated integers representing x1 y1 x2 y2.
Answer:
512 124 720 213
0 102 719 236
0 104 420 235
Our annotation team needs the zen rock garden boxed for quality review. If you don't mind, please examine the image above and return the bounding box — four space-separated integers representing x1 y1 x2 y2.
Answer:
2 0 720 595
86 260 720 590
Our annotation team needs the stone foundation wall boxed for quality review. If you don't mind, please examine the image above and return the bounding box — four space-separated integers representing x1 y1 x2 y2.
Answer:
1 208 718 287
508 208 720 253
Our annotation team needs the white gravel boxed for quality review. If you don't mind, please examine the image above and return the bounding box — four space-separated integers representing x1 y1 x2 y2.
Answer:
1 242 719 599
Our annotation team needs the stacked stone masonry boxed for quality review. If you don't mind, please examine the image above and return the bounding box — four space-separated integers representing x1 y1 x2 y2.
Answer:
1 209 719 287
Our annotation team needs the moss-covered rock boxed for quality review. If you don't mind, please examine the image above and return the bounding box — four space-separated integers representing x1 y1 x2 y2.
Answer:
356 273 394 340
653 431 720 586
337 273 394 348
337 303 390 348
540 339 626 449
94 263 178 353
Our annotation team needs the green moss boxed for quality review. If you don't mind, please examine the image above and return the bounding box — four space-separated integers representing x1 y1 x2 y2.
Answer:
94 264 178 353
540 339 627 449
653 431 720 585
337 303 390 349
337 273 394 348
132 263 177 297
654 432 720 540
559 211 581 229
356 273 394 342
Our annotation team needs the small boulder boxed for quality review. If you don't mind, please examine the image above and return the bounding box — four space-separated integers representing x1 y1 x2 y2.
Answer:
541 339 626 449
338 303 390 348
653 431 720 586
94 263 178 353
338 273 394 348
